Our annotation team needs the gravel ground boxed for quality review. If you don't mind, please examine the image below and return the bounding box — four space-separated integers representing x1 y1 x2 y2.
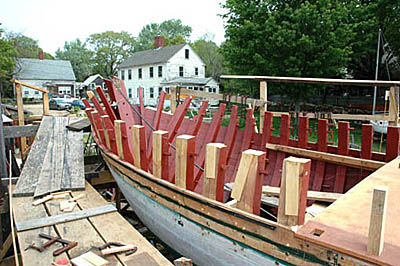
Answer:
23 103 71 117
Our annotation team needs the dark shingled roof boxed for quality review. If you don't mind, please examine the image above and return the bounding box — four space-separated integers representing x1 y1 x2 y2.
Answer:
15 58 76 81
119 44 186 68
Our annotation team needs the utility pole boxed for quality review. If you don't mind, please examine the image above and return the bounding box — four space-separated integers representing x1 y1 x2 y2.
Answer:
372 29 382 116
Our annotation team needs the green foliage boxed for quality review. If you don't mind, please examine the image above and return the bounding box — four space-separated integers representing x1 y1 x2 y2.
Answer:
192 35 224 79
5 31 53 59
55 39 94 81
136 19 192 51
222 0 355 101
0 30 17 77
88 31 136 78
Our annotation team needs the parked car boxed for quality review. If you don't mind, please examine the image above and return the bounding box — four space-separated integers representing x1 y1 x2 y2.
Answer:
71 99 86 110
49 98 72 110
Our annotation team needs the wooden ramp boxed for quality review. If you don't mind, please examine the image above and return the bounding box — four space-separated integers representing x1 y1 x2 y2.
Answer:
12 116 172 265
296 156 400 266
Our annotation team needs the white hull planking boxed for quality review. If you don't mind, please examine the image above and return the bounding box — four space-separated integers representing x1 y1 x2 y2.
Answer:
108 166 288 266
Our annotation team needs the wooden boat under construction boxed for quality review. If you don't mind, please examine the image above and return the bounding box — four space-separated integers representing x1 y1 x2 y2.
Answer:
84 76 400 265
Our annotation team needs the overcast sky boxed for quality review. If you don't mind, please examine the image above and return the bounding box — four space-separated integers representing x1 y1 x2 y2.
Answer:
1 0 227 55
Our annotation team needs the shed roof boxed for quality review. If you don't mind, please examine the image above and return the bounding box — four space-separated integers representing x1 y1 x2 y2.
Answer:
15 58 76 81
82 74 104 86
119 44 186 68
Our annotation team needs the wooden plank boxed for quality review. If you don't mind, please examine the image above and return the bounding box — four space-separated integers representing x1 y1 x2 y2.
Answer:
3 125 39 138
16 204 117 232
278 157 311 226
12 80 49 93
62 118 85 191
220 75 400 87
152 130 169 180
86 91 106 116
175 135 196 189
170 87 177 113
203 143 227 201
13 195 68 265
72 182 171 265
66 118 91 132
177 87 269 107
13 116 53 196
265 143 385 171
262 186 342 202
259 81 267 133
34 117 66 198
271 111 399 122
367 186 388 256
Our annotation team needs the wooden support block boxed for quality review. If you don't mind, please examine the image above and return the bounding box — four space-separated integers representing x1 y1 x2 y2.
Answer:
367 186 388 256
225 199 237 208
259 81 267 133
32 195 53 206
62 202 77 212
152 130 169 179
174 257 193 266
101 244 136 255
114 120 125 160
175 135 196 189
203 143 227 201
80 251 109 265
231 149 266 215
278 157 311 226
131 125 148 171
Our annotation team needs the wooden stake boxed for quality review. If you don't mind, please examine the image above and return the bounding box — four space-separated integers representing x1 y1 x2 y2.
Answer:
259 81 267 133
231 149 266 215
42 92 49 115
203 143 227 201
277 156 311 226
15 83 26 162
152 130 169 179
367 186 388 256
175 135 196 189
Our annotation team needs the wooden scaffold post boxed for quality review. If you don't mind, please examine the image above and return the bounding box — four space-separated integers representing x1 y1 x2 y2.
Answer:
175 135 196 190
259 81 267 133
277 156 311 226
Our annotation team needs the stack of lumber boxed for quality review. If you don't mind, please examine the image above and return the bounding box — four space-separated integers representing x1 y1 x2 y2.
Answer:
13 116 85 197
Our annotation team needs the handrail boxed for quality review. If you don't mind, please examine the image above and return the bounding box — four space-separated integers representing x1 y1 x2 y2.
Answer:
221 75 400 87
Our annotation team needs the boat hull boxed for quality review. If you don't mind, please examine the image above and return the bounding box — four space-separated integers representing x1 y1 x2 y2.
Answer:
108 165 287 266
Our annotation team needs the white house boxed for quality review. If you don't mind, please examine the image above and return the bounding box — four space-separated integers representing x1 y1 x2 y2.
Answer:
118 37 219 106
14 58 76 99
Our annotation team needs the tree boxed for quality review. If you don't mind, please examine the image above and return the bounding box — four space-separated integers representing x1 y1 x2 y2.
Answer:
192 36 224 79
5 31 53 59
55 39 93 81
136 19 192 50
222 0 355 101
88 31 136 78
0 28 17 97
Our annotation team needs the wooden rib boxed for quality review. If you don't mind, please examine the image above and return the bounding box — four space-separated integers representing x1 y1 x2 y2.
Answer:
167 97 192 143
312 119 328 191
96 85 117 122
385 126 400 162
87 91 106 116
188 100 208 136
223 105 239 161
265 143 385 171
146 91 166 161
334 122 350 193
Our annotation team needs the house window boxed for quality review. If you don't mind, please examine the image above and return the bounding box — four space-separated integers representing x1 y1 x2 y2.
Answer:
179 66 184 77
128 69 132 80
128 88 132 98
35 91 39 95
158 66 162 77
195 67 198 76
194 87 198 91
90 83 95 89
213 88 217 93
121 70 125 80
138 68 142 79
200 87 204 91
149 67 154 78
165 87 170 94
103 83 107 91
185 49 189 59
150 87 154 98
24 91 29 95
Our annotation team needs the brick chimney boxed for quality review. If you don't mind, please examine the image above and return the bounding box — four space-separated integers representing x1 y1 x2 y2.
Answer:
39 50 44 60
154 36 164 49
